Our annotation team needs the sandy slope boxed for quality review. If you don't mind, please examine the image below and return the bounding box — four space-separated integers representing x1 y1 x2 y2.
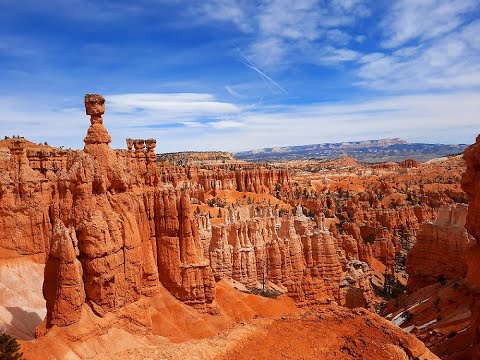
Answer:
0 258 46 340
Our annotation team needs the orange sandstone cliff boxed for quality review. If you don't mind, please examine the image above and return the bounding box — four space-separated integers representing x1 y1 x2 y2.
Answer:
406 204 472 293
462 133 480 357
379 134 480 359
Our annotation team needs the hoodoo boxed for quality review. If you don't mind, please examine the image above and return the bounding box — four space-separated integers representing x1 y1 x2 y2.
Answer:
83 94 111 146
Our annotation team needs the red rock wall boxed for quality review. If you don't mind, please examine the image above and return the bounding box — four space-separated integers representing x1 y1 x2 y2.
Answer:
406 204 472 293
461 134 480 356
42 220 85 329
0 143 56 258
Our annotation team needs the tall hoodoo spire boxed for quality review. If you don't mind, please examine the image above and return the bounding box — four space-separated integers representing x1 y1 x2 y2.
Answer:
83 94 112 146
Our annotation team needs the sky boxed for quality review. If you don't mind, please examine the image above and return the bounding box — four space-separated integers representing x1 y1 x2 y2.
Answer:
0 0 479 152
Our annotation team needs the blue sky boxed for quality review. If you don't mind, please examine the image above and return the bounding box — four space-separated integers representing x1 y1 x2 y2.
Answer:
1 0 479 152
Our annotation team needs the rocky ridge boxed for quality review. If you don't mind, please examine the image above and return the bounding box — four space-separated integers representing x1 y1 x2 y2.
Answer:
235 138 467 162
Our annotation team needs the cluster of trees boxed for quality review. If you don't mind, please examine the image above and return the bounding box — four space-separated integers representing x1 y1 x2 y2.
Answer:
207 197 226 208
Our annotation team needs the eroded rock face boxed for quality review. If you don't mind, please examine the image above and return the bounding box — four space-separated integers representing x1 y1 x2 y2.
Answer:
462 134 480 243
399 159 418 168
201 204 376 306
156 191 215 309
42 220 85 329
461 134 480 355
406 204 472 293
339 260 375 309
189 165 289 193
0 139 54 258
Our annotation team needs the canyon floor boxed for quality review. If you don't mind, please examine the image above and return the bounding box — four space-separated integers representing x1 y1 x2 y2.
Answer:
96 307 437 360
15 275 437 360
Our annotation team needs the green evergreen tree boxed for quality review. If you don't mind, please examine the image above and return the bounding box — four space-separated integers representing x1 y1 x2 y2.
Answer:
0 333 24 360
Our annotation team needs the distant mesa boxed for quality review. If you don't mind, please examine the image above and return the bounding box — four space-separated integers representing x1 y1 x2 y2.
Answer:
235 138 467 163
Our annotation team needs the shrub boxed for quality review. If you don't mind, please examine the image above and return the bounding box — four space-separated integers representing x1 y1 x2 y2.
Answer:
438 274 447 286
365 233 375 244
403 310 414 323
244 287 281 299
0 333 24 360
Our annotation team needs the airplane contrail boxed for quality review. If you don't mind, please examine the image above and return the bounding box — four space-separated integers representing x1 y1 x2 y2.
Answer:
232 43 288 95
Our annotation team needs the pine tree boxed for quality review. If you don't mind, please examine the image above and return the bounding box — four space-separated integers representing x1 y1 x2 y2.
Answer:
0 333 24 360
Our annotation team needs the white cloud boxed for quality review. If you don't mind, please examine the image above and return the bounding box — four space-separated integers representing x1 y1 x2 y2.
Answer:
225 85 243 98
194 0 371 68
199 0 253 32
223 91 480 150
311 46 360 64
325 29 352 45
181 121 206 128
250 0 371 67
209 120 244 129
106 93 240 114
357 19 480 90
381 0 478 48
194 0 480 90
247 37 289 68
257 0 323 41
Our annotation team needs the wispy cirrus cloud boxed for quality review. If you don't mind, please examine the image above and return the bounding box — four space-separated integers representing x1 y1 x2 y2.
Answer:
209 120 244 129
358 18 480 90
198 0 254 32
195 0 371 68
194 0 480 94
380 0 478 48
107 93 240 114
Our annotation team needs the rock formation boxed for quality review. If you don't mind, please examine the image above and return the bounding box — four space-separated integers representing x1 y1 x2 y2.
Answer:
83 94 111 146
3 93 473 360
399 159 418 168
156 191 215 309
2 94 469 360
339 260 375 309
0 138 54 258
406 204 472 293
199 203 376 306
31 95 219 333
375 141 477 360
461 133 480 357
41 220 85 329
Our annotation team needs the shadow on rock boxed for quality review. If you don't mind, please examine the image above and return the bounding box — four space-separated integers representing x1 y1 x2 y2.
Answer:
3 307 43 340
